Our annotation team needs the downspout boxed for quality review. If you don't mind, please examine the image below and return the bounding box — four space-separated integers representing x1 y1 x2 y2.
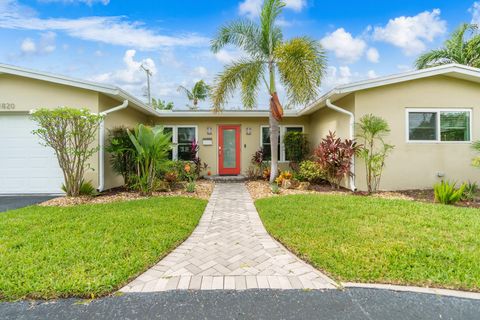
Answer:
325 99 357 192
98 100 129 192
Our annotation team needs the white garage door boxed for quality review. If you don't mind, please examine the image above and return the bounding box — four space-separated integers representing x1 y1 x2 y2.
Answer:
0 114 64 194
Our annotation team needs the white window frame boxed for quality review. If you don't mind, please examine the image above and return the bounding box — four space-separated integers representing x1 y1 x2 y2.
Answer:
161 125 198 160
406 108 472 144
260 125 305 162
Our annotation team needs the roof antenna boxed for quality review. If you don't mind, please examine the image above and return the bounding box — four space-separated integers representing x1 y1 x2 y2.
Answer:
140 64 153 107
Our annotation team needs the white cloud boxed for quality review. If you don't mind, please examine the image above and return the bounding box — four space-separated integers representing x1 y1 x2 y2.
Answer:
0 0 208 50
91 49 156 86
192 66 208 77
239 0 306 19
321 28 367 64
20 38 36 53
214 49 243 64
20 32 56 54
323 66 353 89
373 9 447 55
366 47 379 63
470 2 480 25
39 0 110 5
367 70 378 79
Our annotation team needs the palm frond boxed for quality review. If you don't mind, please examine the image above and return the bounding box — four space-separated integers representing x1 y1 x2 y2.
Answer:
192 80 211 101
211 59 265 111
274 37 326 106
260 0 285 54
211 19 263 58
177 85 194 101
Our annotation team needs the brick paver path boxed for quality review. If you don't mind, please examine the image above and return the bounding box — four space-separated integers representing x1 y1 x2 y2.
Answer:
121 183 337 292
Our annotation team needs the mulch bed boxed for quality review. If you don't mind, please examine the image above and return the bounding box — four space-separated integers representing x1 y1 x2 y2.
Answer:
40 180 215 207
247 180 480 208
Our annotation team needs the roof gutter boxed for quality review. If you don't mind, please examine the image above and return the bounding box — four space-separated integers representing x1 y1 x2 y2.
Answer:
98 100 129 192
325 99 357 192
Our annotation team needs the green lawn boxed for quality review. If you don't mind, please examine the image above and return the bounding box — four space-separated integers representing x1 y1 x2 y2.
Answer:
0 197 207 301
256 194 480 291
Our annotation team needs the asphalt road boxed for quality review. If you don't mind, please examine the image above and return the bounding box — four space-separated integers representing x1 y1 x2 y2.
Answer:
1 288 479 320
0 196 55 212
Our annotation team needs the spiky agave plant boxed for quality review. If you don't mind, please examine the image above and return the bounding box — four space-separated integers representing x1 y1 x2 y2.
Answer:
210 0 326 183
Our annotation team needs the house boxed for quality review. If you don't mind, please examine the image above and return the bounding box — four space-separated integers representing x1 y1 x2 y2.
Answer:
1 62 479 194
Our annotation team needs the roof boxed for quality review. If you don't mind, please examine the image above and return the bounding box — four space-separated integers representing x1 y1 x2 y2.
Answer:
299 63 480 116
0 63 160 117
156 109 299 118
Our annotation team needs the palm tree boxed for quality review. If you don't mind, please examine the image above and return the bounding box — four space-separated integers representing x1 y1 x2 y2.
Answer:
210 0 326 183
177 80 210 110
416 23 480 69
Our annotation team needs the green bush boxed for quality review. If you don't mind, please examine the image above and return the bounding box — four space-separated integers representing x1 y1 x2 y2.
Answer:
186 182 196 193
284 131 309 164
106 127 136 187
434 181 466 205
461 181 478 201
297 160 325 183
62 180 97 196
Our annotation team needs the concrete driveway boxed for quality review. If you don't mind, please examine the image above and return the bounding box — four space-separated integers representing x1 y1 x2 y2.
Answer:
0 196 55 212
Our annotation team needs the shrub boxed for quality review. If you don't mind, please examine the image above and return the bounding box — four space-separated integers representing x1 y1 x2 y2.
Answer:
249 148 266 179
61 180 97 196
271 183 280 194
190 141 208 177
284 131 309 165
275 171 293 186
164 171 178 185
186 181 196 193
434 181 466 205
30 107 103 197
314 131 360 188
461 181 478 201
127 125 172 196
356 114 394 194
106 127 136 187
297 160 325 183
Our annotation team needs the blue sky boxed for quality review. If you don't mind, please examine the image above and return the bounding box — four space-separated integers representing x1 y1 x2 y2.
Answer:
0 0 479 109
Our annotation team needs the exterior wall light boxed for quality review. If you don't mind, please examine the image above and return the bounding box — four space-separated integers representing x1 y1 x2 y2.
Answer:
246 127 252 135
207 127 212 135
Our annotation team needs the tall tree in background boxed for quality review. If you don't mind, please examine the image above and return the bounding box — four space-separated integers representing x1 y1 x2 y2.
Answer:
152 98 174 110
416 23 480 69
210 0 326 182
177 80 210 110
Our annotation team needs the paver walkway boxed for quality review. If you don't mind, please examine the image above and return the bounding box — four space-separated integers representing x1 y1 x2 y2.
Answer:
121 183 337 292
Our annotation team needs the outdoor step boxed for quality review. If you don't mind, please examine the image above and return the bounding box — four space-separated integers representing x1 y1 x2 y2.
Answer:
204 175 247 183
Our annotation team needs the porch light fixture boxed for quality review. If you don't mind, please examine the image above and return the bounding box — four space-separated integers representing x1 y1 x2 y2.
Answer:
246 127 252 135
207 127 212 135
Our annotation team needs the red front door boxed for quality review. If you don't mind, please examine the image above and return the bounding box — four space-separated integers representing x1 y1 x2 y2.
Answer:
218 125 241 175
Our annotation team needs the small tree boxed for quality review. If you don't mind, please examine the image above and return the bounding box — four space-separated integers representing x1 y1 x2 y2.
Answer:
30 107 103 197
127 124 172 196
314 131 359 188
152 98 174 110
177 80 210 110
284 131 309 168
356 114 394 193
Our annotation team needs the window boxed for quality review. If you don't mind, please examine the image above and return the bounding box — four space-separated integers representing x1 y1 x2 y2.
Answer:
407 109 471 142
161 125 197 160
260 125 304 161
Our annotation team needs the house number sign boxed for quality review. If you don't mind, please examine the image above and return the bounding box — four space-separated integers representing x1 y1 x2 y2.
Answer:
0 103 15 110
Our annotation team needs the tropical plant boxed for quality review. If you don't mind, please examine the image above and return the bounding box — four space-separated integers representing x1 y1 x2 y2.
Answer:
61 180 98 196
177 80 210 110
210 0 326 183
434 181 466 205
356 114 394 194
275 170 293 186
284 131 309 165
297 160 325 183
127 124 172 196
249 148 267 178
106 127 137 187
186 181 196 193
314 131 360 188
152 98 174 110
416 23 480 69
270 183 280 194
30 107 103 197
461 181 478 201
190 141 208 176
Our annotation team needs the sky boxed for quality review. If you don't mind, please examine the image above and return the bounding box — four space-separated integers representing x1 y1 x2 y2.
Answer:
1 0 479 110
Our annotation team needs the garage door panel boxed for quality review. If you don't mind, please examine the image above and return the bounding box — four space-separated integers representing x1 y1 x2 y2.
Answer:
0 114 65 194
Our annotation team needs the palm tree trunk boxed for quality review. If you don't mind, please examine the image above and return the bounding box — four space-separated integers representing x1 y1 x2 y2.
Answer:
268 62 279 184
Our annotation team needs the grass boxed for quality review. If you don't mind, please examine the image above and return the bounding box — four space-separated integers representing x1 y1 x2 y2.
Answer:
0 197 207 301
255 194 480 291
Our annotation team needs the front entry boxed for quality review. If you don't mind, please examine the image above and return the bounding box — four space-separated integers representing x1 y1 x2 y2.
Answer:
218 125 241 175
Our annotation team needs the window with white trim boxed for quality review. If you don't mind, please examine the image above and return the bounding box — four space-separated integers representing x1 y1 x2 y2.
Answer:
407 109 471 142
161 125 198 160
261 125 304 161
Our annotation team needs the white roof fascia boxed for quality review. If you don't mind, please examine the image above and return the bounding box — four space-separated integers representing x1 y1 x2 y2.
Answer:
156 110 300 118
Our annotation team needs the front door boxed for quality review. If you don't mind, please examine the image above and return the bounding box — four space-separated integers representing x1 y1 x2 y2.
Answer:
218 125 241 175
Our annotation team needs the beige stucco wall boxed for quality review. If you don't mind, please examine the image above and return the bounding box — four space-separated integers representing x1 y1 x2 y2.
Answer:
0 74 101 186
354 76 480 191
153 116 310 175
99 95 149 190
